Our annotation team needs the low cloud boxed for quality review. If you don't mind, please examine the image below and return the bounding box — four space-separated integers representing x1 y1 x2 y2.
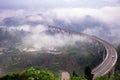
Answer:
103 0 119 3
0 6 120 45
20 25 92 50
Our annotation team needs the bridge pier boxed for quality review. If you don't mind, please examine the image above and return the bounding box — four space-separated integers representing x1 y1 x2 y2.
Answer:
102 49 106 60
107 67 115 78
98 46 106 60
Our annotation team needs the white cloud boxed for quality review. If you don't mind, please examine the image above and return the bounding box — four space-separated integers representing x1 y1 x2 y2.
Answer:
21 25 91 50
0 10 25 21
48 7 120 25
64 0 79 2
28 15 43 21
46 7 120 44
83 27 102 36
0 6 120 44
103 0 119 3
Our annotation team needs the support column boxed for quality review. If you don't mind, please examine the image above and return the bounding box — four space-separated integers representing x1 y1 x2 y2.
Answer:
110 67 115 77
108 67 115 78
103 49 106 60
0 68 1 75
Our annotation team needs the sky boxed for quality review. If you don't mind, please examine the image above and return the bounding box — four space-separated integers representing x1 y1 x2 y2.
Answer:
0 0 120 45
0 0 120 9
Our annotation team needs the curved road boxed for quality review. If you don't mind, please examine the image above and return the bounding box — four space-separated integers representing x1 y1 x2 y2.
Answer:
91 36 118 78
48 25 118 79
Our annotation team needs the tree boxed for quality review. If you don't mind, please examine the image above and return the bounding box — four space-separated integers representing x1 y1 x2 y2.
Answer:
0 67 58 80
72 71 78 77
94 75 109 80
84 66 94 80
111 71 120 80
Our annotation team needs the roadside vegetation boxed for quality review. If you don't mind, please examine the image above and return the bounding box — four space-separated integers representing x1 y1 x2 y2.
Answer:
0 67 120 80
0 67 58 80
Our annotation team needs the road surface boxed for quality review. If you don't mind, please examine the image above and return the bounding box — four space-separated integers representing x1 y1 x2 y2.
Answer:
91 36 118 78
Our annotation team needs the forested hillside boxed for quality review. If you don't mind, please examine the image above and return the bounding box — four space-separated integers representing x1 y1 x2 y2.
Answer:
116 45 120 71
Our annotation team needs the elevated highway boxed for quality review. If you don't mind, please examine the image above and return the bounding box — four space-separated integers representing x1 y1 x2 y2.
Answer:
91 36 118 78
47 25 118 79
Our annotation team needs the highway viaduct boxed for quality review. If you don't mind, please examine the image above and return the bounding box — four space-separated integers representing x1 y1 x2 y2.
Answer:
47 25 118 80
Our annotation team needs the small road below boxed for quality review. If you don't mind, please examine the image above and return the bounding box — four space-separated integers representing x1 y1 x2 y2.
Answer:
60 71 70 80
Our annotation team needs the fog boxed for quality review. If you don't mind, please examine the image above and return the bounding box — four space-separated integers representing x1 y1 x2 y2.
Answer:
20 25 92 51
0 7 120 47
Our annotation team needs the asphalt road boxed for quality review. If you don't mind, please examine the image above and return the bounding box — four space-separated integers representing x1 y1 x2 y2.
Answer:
91 36 118 78
60 71 70 80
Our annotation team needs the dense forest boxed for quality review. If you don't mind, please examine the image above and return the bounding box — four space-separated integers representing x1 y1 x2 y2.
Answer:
0 44 120 80
0 44 103 76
